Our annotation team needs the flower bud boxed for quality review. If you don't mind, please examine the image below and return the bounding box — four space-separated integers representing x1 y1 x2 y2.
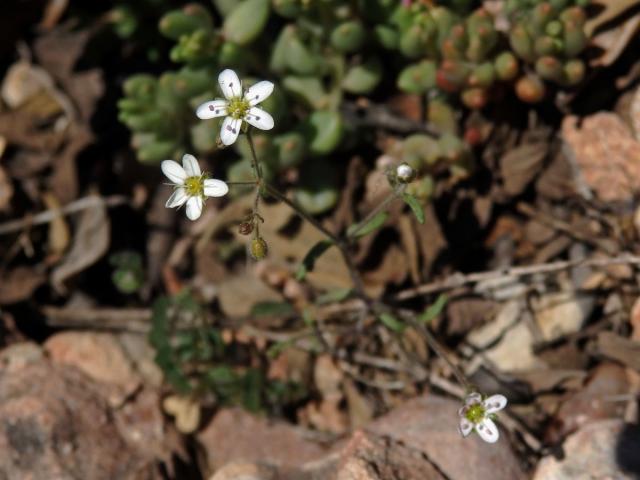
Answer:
250 237 269 260
396 163 416 183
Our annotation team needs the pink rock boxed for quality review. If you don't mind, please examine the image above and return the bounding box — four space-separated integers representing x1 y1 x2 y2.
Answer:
198 408 329 473
367 395 526 480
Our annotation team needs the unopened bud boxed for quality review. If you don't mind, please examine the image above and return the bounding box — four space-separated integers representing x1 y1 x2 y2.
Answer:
396 163 416 183
250 237 268 260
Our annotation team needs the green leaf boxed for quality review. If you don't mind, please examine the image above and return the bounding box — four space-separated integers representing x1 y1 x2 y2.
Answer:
296 240 334 280
402 193 425 224
316 288 352 305
250 301 295 317
418 294 448 324
378 312 406 333
223 0 270 45
347 211 388 238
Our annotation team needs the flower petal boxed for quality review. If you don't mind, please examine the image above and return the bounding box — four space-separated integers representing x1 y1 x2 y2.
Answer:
161 160 186 185
244 80 274 106
185 196 203 221
476 418 500 443
182 154 201 177
244 107 274 130
465 392 482 405
483 394 507 414
218 69 241 99
196 99 228 119
459 418 473 437
165 187 188 208
203 178 229 197
220 116 242 146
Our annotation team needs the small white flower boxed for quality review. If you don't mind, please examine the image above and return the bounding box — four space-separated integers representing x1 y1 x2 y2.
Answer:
195 69 274 146
458 392 507 443
161 154 229 221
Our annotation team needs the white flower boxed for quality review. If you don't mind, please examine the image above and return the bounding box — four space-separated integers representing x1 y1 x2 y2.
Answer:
161 154 229 221
458 392 507 443
195 69 274 146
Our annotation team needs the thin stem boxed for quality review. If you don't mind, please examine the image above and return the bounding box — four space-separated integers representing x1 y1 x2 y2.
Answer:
399 311 470 390
246 129 264 181
226 181 258 186
262 183 339 243
262 182 370 301
347 185 405 240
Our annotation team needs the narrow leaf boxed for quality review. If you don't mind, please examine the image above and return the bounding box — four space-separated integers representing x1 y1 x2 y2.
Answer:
402 193 425 224
251 301 295 317
296 239 334 280
347 211 388 238
378 312 406 333
316 288 352 305
418 294 448 324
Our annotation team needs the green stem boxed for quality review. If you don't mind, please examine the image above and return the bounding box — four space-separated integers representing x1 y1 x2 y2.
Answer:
227 181 258 186
347 185 405 240
246 129 264 181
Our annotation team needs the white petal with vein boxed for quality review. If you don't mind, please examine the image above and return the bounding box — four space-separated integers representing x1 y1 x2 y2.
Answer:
244 81 274 106
218 69 241 99
459 418 473 437
244 107 274 130
220 116 242 146
476 418 499 443
483 394 507 414
196 99 228 119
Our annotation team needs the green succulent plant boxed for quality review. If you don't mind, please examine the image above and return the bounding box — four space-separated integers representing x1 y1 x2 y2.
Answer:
118 0 592 212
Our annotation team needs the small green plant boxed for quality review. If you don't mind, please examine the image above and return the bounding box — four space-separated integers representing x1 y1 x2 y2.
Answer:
149 291 306 411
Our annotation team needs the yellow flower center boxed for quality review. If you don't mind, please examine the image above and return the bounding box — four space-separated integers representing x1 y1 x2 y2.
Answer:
184 176 205 197
465 404 486 424
227 97 251 120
